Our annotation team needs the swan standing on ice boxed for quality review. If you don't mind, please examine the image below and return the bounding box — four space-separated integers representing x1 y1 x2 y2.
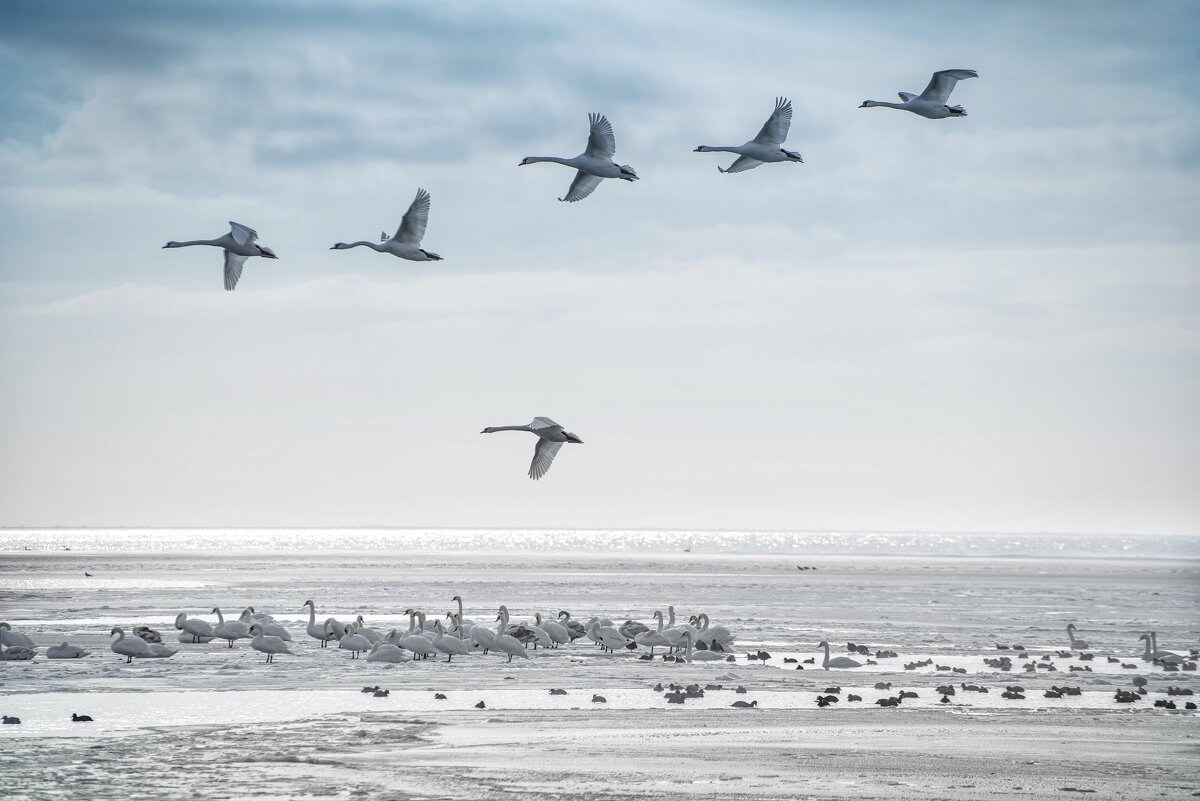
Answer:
337 624 372 659
859 69 978 119
330 188 442 261
174 612 214 644
432 621 470 662
694 97 803 173
162 221 278 290
0 623 35 649
302 600 339 647
1066 624 1090 650
635 611 674 654
249 624 294 663
212 608 251 648
47 642 91 659
110 627 153 663
818 640 862 669
492 614 530 663
481 417 583 480
519 113 639 202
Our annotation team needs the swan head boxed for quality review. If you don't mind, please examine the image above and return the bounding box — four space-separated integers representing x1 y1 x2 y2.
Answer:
451 595 461 602
303 600 313 608
693 146 710 152
519 157 535 166
781 149 803 163
109 627 123 638
163 241 180 248
618 164 638 181
257 245 278 259
858 100 884 109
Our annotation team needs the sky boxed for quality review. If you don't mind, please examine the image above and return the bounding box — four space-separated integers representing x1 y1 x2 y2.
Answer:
0 1 1197 534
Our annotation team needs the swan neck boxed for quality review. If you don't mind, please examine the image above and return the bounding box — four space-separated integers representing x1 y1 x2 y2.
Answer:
482 425 529 433
698 146 740 153
171 239 219 247
524 156 572 166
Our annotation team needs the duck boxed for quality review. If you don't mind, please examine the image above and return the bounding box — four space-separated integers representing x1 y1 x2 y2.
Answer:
71 713 94 722
818 640 862 669
249 623 294 663
330 188 442 261
481 417 583 480
109 627 152 663
162 221 278 290
519 113 638 202
2 715 20 724
859 69 978 119
694 97 803 173
46 642 91 659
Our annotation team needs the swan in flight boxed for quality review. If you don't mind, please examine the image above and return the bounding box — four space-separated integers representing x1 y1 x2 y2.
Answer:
249 624 294 663
519 113 638 202
481 417 583 480
859 69 978 119
0 623 35 649
818 640 863 669
47 642 91 659
330 188 443 261
110 627 153 663
162 221 278 290
1066 624 1090 650
694 97 803 173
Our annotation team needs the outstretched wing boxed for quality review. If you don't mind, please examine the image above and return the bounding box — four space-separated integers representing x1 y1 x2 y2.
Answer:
718 156 764 174
918 69 978 104
753 97 792 146
584 113 616 159
224 251 248 291
228 222 258 246
528 439 564 480
395 188 431 245
559 171 603 202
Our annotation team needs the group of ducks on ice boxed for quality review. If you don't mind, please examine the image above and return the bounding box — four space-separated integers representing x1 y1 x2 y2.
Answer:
163 68 980 290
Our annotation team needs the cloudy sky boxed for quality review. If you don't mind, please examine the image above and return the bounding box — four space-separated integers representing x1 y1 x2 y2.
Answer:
1 1 1197 534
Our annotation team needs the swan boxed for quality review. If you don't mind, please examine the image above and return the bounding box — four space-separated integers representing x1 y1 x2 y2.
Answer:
818 640 863 669
491 614 530 663
859 69 978 119
162 221 278 290
519 113 638 202
144 642 178 658
471 616 497 653
634 611 674 654
212 608 251 648
535 613 570 646
353 616 384 644
0 622 35 648
481 417 583 480
47 642 91 659
174 612 215 643
110 627 152 663
337 624 372 659
400 613 439 660
449 596 477 636
682 632 725 662
302 600 339 647
0 642 36 660
1066 624 1090 650
499 606 551 648
367 642 412 663
693 97 803 173
588 621 633 653
432 621 470 662
249 623 294 663
331 188 442 261
556 611 587 641
1150 632 1188 665
695 613 735 648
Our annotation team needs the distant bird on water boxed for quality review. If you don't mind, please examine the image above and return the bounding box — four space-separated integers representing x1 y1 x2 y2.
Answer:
519 113 638 202
330 188 442 261
694 97 804 173
859 69 978 118
163 221 278 290
481 417 583 479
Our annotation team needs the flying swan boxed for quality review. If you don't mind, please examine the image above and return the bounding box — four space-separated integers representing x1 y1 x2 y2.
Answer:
330 188 442 261
162 221 278 290
519 113 638 202
694 97 803 173
859 69 978 118
481 417 583 480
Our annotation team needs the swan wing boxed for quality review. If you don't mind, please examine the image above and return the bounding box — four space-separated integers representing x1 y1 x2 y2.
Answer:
395 188 431 245
529 439 563 480
918 69 978 104
584 112 616 159
529 417 559 431
228 222 258 246
718 156 764 174
753 97 792 146
559 171 603 203
224 251 248 291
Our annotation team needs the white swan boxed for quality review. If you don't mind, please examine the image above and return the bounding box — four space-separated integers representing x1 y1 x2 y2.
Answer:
519 113 638 202
432 621 471 662
353 616 384 644
0 622 35 649
162 221 278 290
144 642 178 659
859 69 978 119
1066 624 1090 650
110 627 152 663
400 613 439 660
481 417 583 480
1149 632 1188 665
0 642 36 660
695 613 735 648
337 624 373 659
492 614 529 663
212 607 251 648
589 621 633 653
249 623 294 663
683 631 725 662
535 613 571 646
302 600 339 647
694 97 803 173
450 596 476 636
46 642 91 659
174 612 214 643
330 188 443 261
470 616 497 653
819 640 862 669
634 611 674 654
367 642 412 663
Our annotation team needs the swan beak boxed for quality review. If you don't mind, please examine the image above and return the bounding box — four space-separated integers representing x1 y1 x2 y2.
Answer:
693 146 704 152
858 102 869 108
